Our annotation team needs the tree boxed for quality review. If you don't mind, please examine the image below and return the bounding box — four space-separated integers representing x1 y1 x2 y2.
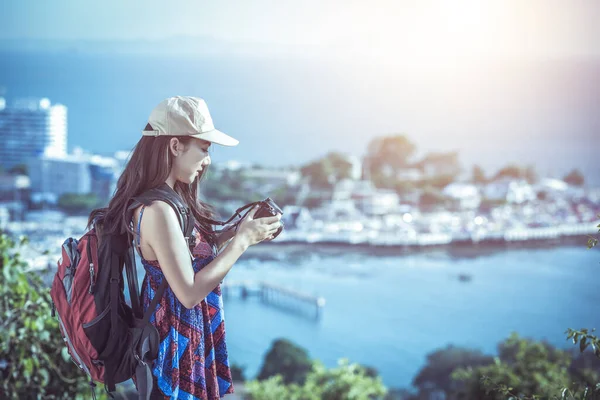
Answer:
230 363 247 382
300 160 334 189
493 164 523 181
57 193 103 215
524 165 537 184
491 164 537 183
247 359 387 400
412 345 494 396
472 165 487 185
365 135 416 179
257 338 313 385
0 233 104 399
451 332 600 400
419 188 448 210
300 152 353 189
563 169 585 186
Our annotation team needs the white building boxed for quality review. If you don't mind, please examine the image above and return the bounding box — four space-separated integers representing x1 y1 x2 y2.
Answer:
443 182 481 209
484 179 536 204
28 155 92 200
27 149 118 202
242 167 301 186
344 154 363 180
0 97 67 170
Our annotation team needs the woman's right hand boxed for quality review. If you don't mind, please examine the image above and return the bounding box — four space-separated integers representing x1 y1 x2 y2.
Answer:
234 205 282 248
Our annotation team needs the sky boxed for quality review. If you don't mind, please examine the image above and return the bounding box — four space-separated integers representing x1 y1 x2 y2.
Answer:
1 1 599 182
2 0 600 61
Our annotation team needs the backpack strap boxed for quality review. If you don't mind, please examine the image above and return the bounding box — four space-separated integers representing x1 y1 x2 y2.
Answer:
127 183 196 259
123 183 196 319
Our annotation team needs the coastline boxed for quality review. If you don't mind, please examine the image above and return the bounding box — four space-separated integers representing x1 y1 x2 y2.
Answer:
242 234 594 260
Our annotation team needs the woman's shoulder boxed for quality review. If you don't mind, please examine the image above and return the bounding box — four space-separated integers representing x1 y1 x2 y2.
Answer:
134 201 182 241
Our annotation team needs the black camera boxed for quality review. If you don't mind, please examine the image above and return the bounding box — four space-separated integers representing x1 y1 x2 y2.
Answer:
253 197 285 239
210 197 284 240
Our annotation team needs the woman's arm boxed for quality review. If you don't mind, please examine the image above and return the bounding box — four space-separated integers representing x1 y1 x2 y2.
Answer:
142 202 281 309
214 223 237 252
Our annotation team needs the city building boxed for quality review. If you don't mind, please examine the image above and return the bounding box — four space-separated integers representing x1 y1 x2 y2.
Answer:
442 182 482 209
27 149 119 203
0 97 67 170
28 155 92 201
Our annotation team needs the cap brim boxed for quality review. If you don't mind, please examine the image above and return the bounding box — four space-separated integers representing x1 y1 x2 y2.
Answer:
190 129 239 146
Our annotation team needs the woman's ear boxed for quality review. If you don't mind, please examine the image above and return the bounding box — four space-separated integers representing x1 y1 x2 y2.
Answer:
169 137 180 157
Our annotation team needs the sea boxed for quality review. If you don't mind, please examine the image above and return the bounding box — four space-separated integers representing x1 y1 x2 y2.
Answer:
137 242 600 390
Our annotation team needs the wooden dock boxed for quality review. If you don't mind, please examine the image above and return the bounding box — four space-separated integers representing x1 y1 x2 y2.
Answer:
222 280 326 320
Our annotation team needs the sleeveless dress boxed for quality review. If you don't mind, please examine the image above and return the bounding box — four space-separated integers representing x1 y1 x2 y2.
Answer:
136 205 235 399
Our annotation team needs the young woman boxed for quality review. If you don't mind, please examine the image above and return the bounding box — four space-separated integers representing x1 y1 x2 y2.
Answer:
88 96 282 399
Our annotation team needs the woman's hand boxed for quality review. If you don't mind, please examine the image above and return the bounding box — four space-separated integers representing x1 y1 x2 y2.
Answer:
233 205 282 249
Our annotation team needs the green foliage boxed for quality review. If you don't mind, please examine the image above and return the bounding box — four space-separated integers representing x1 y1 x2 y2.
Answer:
247 359 387 400
566 329 600 358
412 345 494 394
257 338 313 385
57 193 103 215
451 332 600 400
300 152 353 189
586 216 599 250
230 362 247 382
452 333 572 399
0 233 104 399
366 135 416 176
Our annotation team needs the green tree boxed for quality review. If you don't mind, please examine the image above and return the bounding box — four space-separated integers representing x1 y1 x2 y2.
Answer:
365 135 416 180
563 169 585 186
300 152 353 189
247 359 387 400
0 233 104 399
452 333 577 399
452 332 600 400
300 160 334 189
57 193 103 215
257 338 313 385
412 345 494 396
230 363 247 382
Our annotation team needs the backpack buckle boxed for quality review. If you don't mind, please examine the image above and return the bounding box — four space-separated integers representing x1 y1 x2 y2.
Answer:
134 353 147 367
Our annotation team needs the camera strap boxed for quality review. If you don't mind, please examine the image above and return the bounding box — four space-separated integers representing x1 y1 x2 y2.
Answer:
196 201 262 233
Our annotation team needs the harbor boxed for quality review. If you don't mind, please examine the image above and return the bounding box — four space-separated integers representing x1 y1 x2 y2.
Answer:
222 280 326 320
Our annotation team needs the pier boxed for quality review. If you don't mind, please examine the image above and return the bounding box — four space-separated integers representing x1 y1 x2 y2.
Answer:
222 280 326 320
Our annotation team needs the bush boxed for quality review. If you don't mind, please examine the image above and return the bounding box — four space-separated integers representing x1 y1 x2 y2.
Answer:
0 233 104 399
247 359 387 400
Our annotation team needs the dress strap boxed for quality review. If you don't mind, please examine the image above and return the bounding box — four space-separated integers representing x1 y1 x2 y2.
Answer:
135 205 146 258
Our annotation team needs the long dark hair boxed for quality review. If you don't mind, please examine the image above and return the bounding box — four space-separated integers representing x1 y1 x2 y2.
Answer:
88 127 218 246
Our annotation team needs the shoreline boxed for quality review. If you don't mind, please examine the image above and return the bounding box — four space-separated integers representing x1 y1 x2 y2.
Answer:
243 234 594 260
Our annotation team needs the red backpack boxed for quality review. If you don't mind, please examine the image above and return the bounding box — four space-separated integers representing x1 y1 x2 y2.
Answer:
50 184 196 399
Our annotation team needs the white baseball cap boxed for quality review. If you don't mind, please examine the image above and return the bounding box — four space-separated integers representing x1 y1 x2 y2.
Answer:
142 96 239 146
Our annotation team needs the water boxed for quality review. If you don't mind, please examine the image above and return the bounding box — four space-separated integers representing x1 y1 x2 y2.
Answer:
207 244 600 389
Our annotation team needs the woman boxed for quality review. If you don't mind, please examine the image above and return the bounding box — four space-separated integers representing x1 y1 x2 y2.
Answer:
89 96 282 399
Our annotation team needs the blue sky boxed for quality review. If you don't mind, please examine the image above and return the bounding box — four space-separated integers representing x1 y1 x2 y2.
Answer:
1 0 599 182
2 0 599 59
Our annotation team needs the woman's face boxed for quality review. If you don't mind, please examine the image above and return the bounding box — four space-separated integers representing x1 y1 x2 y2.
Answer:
172 138 212 184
